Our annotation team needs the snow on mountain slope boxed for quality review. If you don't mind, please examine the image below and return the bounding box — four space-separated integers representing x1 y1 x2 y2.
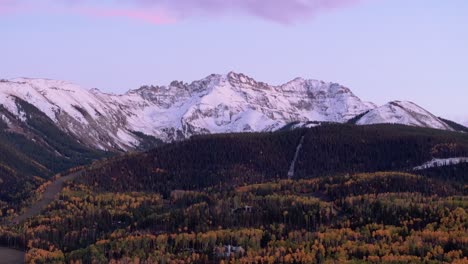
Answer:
0 78 141 150
413 157 468 170
354 101 454 131
0 73 376 150
1 74 459 151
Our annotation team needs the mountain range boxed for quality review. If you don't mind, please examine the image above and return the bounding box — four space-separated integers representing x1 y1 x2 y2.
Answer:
0 72 466 151
1 73 468 264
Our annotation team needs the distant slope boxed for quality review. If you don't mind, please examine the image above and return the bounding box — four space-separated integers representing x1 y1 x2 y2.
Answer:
79 124 468 195
439 117 468 133
353 101 454 130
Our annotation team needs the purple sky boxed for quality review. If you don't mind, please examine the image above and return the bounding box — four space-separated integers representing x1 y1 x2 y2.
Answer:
1 0 467 121
0 0 359 24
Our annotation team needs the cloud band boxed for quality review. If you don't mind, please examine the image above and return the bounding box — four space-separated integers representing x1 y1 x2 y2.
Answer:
0 0 361 24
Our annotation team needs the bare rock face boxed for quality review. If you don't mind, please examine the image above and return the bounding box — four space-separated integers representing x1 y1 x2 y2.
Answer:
0 73 458 151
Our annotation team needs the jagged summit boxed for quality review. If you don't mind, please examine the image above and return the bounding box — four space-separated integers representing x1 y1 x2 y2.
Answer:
0 73 463 151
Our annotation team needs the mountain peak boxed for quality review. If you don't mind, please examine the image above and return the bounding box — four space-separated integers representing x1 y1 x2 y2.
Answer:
226 71 267 87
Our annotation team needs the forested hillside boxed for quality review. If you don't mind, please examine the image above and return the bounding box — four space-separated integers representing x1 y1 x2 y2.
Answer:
295 124 468 177
80 124 468 195
4 171 466 263
1 124 467 263
0 99 109 218
0 164 43 218
79 130 304 196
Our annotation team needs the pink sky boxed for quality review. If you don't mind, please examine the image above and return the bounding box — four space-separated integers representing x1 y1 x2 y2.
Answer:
0 0 361 24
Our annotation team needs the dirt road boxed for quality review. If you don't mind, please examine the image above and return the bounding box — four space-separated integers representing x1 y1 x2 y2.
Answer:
10 171 81 225
0 171 82 262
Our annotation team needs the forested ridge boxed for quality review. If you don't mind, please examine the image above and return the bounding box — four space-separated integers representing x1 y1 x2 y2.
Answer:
79 129 305 196
80 124 468 195
0 124 467 263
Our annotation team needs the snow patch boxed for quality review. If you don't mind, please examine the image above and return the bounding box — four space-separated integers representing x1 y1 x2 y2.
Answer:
0 114 11 127
413 157 468 170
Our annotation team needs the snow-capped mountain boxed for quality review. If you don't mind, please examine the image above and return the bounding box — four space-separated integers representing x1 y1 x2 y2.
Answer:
0 73 375 150
0 73 462 151
353 101 454 131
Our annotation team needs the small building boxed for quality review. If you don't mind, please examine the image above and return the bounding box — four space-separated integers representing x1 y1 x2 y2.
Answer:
214 245 246 258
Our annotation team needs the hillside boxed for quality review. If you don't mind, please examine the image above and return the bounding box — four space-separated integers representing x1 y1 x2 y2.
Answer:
79 124 468 196
80 129 304 196
1 123 467 263
0 100 108 176
0 99 109 217
295 124 468 177
5 171 467 263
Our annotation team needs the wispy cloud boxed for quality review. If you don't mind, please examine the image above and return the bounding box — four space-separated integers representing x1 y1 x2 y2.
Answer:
0 0 17 13
143 0 362 23
0 0 363 24
78 7 175 25
0 0 175 24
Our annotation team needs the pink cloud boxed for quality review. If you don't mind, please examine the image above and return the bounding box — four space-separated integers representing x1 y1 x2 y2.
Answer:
134 0 362 23
0 0 363 24
0 0 174 24
78 7 175 24
0 0 16 13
